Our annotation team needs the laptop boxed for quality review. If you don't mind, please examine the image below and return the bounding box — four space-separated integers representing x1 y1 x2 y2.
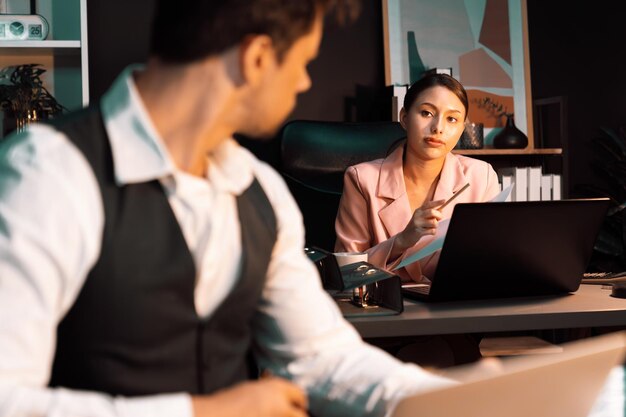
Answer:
392 331 626 417
401 198 610 302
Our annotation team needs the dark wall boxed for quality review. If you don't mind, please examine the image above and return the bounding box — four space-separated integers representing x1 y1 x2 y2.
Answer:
87 0 383 123
87 1 626 195
287 0 384 122
527 1 626 196
87 1 154 101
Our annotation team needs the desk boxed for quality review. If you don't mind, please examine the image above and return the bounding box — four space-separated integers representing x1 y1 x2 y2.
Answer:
348 285 626 339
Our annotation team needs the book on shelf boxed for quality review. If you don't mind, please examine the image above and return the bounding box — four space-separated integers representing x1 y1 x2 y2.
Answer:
500 166 528 202
498 166 562 202
552 174 562 200
527 166 542 202
541 174 552 201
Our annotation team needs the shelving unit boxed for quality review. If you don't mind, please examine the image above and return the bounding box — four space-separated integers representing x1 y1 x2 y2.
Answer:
449 93 569 198
453 145 567 198
0 0 88 130
453 147 562 156
0 40 81 49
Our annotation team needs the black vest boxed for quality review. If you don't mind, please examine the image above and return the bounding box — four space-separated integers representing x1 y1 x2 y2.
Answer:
48 107 277 396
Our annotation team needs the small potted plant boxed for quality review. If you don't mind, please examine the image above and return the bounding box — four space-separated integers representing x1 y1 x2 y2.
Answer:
473 96 527 149
473 96 511 122
576 126 626 272
0 63 65 136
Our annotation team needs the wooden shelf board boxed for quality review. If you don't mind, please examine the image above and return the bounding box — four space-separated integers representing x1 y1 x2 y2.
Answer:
453 147 563 156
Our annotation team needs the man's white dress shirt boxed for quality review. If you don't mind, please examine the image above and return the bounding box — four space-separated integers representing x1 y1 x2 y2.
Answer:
0 66 455 417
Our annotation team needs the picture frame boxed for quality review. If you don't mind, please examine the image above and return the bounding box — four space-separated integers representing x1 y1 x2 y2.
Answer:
382 0 534 145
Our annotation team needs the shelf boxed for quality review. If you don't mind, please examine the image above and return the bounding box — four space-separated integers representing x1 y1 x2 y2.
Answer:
0 40 81 53
453 147 563 156
0 0 88 113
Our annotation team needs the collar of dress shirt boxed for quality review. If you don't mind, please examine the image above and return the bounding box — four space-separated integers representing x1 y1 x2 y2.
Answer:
100 65 253 195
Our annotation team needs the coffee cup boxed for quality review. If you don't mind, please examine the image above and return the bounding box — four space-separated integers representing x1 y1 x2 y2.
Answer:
333 252 379 308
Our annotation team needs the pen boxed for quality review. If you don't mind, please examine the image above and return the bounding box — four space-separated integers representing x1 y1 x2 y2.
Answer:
438 182 470 210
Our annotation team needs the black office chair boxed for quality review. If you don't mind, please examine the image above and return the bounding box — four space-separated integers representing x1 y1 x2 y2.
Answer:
278 120 407 251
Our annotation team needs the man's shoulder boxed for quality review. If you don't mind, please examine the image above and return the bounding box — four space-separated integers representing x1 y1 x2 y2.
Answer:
0 123 72 166
234 144 293 204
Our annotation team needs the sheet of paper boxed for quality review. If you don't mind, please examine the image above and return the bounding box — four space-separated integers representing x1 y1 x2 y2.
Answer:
491 184 513 203
394 221 447 270
393 185 513 270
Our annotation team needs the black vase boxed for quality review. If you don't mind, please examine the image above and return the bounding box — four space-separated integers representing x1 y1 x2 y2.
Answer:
493 114 528 149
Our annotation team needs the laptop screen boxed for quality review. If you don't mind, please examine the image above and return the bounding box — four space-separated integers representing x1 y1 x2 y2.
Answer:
427 198 610 301
391 331 626 417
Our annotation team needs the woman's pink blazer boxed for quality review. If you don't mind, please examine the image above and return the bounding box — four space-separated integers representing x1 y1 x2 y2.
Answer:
334 144 501 282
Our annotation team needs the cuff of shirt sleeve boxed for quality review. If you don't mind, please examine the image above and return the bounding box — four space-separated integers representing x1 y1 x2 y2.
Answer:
115 392 193 417
384 364 458 417
397 363 458 393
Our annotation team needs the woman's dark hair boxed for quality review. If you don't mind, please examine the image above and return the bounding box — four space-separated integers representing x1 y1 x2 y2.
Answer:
150 0 360 64
403 73 469 119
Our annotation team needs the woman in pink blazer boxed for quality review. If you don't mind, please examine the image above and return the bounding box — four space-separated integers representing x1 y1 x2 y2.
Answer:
335 73 501 283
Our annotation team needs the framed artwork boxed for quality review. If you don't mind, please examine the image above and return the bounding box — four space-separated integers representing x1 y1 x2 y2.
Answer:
382 0 533 145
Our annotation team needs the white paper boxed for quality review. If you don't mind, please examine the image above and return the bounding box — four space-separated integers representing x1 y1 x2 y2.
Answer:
394 235 445 270
491 184 513 203
393 185 513 270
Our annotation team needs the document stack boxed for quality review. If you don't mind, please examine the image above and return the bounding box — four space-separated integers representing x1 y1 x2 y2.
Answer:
497 166 561 202
390 84 408 122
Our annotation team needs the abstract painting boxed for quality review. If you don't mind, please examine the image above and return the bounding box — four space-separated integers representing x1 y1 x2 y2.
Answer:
383 0 533 144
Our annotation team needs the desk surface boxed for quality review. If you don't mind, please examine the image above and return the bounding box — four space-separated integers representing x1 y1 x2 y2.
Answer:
347 284 626 338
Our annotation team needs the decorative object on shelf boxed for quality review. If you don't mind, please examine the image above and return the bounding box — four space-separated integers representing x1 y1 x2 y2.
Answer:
492 113 528 149
0 63 65 136
473 97 528 149
473 96 507 120
0 14 49 40
457 120 484 149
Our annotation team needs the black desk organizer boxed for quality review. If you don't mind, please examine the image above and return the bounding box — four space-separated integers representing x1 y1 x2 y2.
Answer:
305 247 403 317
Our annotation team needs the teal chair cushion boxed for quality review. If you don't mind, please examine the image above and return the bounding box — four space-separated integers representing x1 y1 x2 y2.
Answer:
279 120 406 250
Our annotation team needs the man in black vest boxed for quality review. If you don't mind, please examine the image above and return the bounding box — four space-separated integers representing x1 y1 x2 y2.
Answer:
0 1 456 416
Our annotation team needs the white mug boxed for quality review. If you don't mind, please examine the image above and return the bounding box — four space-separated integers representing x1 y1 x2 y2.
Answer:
333 251 368 267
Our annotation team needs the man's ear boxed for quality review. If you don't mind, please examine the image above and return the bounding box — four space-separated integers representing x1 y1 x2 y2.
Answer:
239 34 276 86
399 107 408 130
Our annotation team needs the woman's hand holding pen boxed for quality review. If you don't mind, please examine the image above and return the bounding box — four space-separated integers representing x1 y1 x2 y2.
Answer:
392 199 445 258
391 183 470 260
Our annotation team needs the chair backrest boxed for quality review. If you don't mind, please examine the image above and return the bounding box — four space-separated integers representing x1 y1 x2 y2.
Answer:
279 120 406 251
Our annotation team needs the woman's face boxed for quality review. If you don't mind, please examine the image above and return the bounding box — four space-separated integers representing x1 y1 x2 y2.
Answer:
400 85 466 162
